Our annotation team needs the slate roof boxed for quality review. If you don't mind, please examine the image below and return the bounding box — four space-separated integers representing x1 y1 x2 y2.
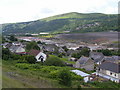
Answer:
103 56 120 63
78 56 90 64
42 44 58 52
4 43 12 48
90 52 104 63
27 49 40 56
9 45 20 52
99 61 120 73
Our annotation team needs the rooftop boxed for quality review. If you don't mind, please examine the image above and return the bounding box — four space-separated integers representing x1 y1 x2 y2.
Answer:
99 61 120 73
71 70 89 77
27 49 40 56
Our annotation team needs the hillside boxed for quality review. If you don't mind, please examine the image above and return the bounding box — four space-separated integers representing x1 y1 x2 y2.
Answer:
2 12 118 35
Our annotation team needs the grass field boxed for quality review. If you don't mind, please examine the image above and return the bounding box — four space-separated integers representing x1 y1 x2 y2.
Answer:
2 60 120 88
2 60 65 88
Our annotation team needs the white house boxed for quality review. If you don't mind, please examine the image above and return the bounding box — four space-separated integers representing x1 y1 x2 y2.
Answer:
36 52 47 62
27 49 47 62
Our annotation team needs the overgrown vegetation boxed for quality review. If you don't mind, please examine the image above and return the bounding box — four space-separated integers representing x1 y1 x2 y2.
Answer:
71 48 90 58
44 55 65 66
26 41 40 51
97 49 120 56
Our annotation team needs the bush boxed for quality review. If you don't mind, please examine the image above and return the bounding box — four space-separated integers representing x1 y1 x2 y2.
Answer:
9 35 18 41
2 48 11 60
26 41 40 51
97 49 112 56
17 59 27 63
71 72 83 81
49 70 59 79
40 66 53 73
58 69 72 86
22 55 37 64
15 63 30 69
44 55 65 66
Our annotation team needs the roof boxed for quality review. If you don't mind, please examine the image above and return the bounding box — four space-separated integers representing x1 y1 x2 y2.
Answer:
27 49 40 56
99 61 120 73
71 70 89 77
103 56 120 63
4 43 12 48
78 56 90 64
90 52 104 63
9 45 20 52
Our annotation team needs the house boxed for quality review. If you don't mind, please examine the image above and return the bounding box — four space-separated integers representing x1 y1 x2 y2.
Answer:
89 52 104 65
2 43 12 48
69 57 77 61
67 49 79 56
73 56 94 71
71 70 92 82
58 47 66 53
96 61 120 83
42 44 59 52
27 49 47 62
12 42 22 46
103 56 120 63
9 45 26 54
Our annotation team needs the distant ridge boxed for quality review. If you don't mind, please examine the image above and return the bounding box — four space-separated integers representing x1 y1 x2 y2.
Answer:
2 12 118 35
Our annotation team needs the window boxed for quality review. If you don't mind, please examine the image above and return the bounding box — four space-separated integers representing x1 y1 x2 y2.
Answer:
110 72 112 75
98 68 100 71
115 74 116 77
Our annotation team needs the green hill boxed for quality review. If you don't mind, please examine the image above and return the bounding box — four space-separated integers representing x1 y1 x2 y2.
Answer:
2 12 118 35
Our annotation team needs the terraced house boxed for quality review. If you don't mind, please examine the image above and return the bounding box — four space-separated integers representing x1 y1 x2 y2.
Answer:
97 61 120 83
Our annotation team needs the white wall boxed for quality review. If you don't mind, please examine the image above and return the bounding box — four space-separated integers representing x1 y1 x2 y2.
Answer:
36 52 47 62
106 70 119 78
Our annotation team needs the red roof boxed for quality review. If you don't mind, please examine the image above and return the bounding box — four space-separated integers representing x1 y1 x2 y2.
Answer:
16 52 26 54
27 49 40 56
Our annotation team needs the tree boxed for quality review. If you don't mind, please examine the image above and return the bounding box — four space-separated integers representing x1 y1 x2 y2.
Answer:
97 49 112 56
62 46 68 52
71 53 81 59
2 48 11 60
37 41 42 44
44 55 65 66
2 36 6 43
26 41 40 51
9 35 18 41
71 48 90 58
58 69 72 86
80 48 90 57
22 55 36 64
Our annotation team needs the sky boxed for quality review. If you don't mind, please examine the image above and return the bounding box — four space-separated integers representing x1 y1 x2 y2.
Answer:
0 0 119 24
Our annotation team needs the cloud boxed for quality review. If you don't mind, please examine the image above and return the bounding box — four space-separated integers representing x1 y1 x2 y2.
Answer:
0 0 118 24
40 8 54 14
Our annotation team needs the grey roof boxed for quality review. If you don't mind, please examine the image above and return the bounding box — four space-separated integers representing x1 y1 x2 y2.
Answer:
103 56 120 62
9 45 21 52
67 49 79 55
99 62 120 73
42 44 58 52
90 52 104 63
71 70 89 77
78 56 90 64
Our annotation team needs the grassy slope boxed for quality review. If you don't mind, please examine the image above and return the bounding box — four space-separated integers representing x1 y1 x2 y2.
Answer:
2 59 120 88
2 12 118 34
2 60 63 88
42 12 106 21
